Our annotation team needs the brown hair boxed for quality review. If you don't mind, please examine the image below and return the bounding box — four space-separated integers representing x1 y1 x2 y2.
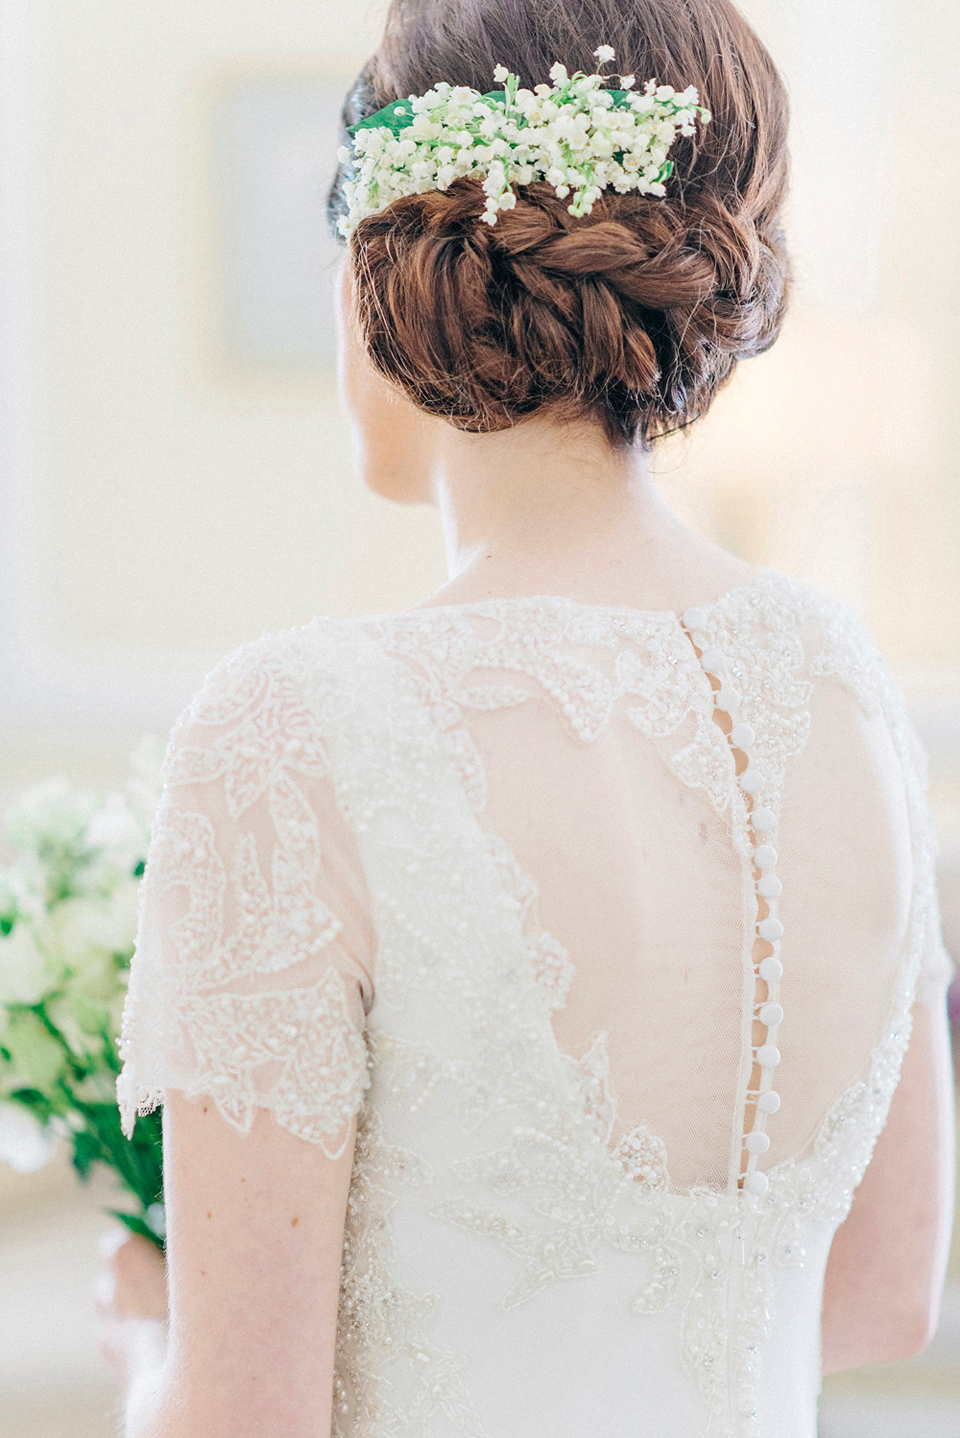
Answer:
329 0 790 449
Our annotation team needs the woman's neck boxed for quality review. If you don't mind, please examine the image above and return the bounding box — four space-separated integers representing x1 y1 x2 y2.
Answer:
419 414 754 612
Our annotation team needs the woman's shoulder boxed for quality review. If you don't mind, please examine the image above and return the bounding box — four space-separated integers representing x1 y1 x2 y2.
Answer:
163 615 379 775
717 566 890 677
195 612 387 696
715 564 872 633
742 567 932 779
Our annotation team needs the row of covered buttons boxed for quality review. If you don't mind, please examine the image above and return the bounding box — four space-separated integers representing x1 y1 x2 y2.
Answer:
683 609 782 1199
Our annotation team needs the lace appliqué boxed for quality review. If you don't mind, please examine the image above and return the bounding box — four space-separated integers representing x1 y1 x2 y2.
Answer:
116 639 371 1158
370 600 735 817
431 1034 682 1311
333 1109 482 1438
305 615 776 1434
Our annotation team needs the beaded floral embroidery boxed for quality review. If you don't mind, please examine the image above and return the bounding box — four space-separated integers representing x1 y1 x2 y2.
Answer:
116 646 372 1159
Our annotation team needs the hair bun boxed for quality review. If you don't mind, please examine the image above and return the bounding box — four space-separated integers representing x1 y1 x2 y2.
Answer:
352 178 787 445
341 0 790 447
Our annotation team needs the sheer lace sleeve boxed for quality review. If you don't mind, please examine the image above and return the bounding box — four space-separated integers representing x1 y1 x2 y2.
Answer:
116 637 375 1157
915 887 955 1008
917 933 955 1007
895 689 956 1009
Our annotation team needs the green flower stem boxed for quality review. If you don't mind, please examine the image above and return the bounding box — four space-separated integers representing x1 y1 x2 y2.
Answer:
67 1094 164 1245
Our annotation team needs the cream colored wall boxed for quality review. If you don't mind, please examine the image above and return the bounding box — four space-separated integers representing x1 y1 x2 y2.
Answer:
30 0 445 660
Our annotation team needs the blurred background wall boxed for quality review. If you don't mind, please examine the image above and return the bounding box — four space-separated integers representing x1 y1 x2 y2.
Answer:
0 0 957 1434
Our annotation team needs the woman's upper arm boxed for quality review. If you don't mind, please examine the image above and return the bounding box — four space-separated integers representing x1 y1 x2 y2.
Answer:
155 1093 355 1438
821 675 958 1375
821 993 956 1373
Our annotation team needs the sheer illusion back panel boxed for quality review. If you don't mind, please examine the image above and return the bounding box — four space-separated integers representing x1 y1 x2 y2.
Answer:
771 675 911 1163
377 599 914 1193
473 687 748 1192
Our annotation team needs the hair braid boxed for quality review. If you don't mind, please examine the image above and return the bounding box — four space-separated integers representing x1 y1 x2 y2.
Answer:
343 0 790 446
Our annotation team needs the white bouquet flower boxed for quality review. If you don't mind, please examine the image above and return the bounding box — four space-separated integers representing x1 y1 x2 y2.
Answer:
0 740 166 1248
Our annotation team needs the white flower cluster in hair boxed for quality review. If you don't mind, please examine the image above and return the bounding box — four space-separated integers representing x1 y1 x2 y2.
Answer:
337 46 710 234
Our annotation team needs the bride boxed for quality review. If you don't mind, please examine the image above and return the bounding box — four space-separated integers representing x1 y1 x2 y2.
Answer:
93 1 955 1434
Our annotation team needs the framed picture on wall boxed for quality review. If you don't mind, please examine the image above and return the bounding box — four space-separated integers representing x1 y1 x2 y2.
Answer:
210 74 348 368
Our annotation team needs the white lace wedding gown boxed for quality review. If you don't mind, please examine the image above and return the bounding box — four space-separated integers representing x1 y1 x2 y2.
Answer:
117 567 953 1438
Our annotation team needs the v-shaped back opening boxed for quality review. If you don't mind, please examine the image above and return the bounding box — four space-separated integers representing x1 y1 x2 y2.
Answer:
363 573 913 1196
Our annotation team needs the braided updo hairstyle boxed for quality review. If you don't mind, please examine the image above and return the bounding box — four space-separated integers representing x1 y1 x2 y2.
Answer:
328 0 790 450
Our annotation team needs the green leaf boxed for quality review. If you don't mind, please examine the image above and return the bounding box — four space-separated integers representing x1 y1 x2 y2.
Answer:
102 1207 166 1254
7 1087 54 1121
349 99 418 136
67 1100 163 1209
99 1028 122 1077
349 90 508 140
71 1128 100 1180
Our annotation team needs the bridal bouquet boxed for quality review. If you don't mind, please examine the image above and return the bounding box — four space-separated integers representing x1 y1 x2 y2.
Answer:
0 743 166 1250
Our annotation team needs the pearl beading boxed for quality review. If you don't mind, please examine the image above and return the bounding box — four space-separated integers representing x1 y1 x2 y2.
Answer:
682 608 782 1199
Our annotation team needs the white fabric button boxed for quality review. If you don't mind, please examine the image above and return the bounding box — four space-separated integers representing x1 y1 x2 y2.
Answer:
744 1171 769 1197
759 1002 784 1026
758 956 783 982
752 808 776 832
699 647 725 675
745 1130 771 1154
730 722 756 749
740 769 765 795
758 917 784 942
757 874 782 899
754 845 778 870
682 608 708 632
756 1044 780 1068
715 688 740 712
757 1090 781 1114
